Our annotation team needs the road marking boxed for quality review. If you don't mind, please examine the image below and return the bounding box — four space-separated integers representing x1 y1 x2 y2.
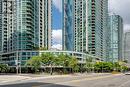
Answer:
33 74 121 87
118 79 130 87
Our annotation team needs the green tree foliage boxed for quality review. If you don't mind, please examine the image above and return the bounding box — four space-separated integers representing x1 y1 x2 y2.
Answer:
41 53 56 66
84 57 94 72
123 60 128 63
58 54 70 67
41 53 56 75
94 62 113 72
85 61 129 73
58 54 79 73
26 53 79 74
68 56 79 72
121 66 128 72
0 64 9 73
26 56 42 73
113 62 121 71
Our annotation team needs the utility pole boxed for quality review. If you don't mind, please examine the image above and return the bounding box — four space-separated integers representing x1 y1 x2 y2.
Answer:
19 52 22 74
16 51 18 74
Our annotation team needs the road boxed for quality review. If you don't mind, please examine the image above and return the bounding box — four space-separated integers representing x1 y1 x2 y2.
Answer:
0 74 130 87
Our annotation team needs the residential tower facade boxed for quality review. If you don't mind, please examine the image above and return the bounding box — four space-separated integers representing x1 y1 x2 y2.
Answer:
62 0 88 53
124 32 130 63
108 15 123 62
0 0 52 66
63 0 108 59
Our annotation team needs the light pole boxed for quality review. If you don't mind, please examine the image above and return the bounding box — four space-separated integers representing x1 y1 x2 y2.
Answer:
19 52 22 74
16 51 22 74
16 51 18 74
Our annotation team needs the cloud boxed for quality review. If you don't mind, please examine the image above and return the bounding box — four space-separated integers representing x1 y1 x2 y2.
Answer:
52 29 62 44
52 44 62 50
52 0 62 12
109 0 130 32
124 24 130 33
52 29 62 50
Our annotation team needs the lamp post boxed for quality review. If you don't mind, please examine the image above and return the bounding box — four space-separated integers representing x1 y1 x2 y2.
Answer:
16 51 21 74
16 51 18 74
19 52 22 74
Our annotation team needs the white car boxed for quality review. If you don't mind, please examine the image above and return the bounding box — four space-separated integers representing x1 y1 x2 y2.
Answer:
125 72 130 75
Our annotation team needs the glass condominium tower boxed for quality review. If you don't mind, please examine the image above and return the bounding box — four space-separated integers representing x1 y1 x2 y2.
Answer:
0 0 52 66
63 0 88 53
108 15 123 62
0 0 52 53
88 0 108 59
63 0 108 59
124 32 130 63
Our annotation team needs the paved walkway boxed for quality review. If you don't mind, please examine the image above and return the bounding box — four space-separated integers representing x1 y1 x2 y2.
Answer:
0 75 31 84
0 74 70 84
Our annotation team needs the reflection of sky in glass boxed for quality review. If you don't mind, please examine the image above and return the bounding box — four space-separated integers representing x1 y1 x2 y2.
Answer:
52 5 62 29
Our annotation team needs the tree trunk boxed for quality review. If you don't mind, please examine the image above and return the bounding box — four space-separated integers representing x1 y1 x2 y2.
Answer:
50 64 53 75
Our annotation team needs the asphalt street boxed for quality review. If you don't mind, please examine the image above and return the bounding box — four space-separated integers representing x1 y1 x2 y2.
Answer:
0 74 130 87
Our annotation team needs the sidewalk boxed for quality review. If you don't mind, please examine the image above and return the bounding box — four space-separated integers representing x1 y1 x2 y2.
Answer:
0 75 31 84
0 74 70 85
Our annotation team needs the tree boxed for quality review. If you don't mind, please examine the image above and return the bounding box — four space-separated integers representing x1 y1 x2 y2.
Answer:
26 53 79 74
57 54 79 73
123 60 128 63
121 66 128 72
118 61 129 72
94 62 113 72
68 56 79 72
84 57 94 73
41 53 56 75
102 62 113 72
26 56 42 73
113 62 121 71
57 53 69 73
0 64 9 73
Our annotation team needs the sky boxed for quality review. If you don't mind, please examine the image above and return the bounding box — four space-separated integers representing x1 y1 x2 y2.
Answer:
109 0 130 32
52 0 130 49
52 0 62 50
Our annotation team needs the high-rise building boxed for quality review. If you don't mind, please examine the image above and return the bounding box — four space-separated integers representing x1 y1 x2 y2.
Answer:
0 0 52 66
124 32 130 63
0 0 17 52
62 0 88 53
63 0 108 59
88 0 108 59
108 15 123 62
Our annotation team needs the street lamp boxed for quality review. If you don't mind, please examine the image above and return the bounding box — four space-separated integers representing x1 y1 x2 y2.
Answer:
15 51 21 74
